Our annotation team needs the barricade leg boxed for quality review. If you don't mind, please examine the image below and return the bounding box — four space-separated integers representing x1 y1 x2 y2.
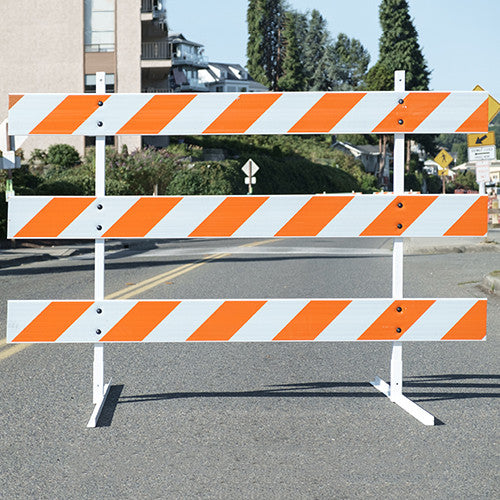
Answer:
87 73 112 428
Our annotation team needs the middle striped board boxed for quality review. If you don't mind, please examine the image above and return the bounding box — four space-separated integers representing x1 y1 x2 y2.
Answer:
8 194 487 239
7 299 486 343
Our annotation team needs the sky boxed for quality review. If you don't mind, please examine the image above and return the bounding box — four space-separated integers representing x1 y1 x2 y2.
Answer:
167 0 500 99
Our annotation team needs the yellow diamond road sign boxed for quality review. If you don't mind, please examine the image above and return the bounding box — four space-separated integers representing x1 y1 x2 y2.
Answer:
467 131 495 147
438 168 450 177
473 85 500 123
434 149 453 169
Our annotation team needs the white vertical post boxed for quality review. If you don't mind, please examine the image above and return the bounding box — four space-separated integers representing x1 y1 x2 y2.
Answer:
391 70 405 401
88 72 111 427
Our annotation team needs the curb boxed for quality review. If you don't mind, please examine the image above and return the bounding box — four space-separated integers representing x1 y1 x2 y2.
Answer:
483 272 500 295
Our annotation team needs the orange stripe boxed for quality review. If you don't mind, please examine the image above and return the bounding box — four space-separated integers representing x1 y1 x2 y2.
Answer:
100 301 180 342
275 196 354 237
360 195 437 236
103 197 182 237
30 95 110 134
117 94 196 134
9 94 24 109
441 301 487 340
273 300 351 341
12 302 93 342
15 197 96 238
358 300 435 341
288 92 366 133
444 197 488 236
189 196 269 237
456 99 489 132
372 92 450 133
203 93 282 134
187 301 266 341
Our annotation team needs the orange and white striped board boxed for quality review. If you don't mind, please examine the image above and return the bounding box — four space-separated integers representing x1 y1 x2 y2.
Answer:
7 298 486 343
8 91 489 136
7 194 487 239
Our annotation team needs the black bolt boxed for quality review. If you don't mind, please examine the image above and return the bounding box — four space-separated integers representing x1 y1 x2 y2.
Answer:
98 101 103 106
398 99 404 104
397 202 403 208
96 225 102 231
97 121 103 127
96 308 102 314
97 204 103 210
396 327 402 333
96 329 102 335
397 223 403 229
398 119 404 125
396 307 402 312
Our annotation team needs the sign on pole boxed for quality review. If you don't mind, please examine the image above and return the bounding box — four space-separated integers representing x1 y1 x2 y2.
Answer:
475 161 490 184
1 151 21 170
467 131 495 148
434 149 453 169
473 85 500 123
242 159 259 194
468 145 496 161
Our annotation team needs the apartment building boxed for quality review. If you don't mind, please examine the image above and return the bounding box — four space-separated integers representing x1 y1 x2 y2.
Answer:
0 0 171 155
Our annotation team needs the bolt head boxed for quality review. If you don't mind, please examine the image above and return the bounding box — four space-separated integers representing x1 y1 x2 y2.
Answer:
398 119 404 125
97 121 103 127
97 204 103 210
397 202 403 208
96 225 102 231
396 327 402 333
96 308 102 314
397 223 403 229
96 329 102 335
396 307 402 312
98 101 103 106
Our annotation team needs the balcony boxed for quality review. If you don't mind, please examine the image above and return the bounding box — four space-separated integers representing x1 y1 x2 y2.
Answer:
171 52 208 68
141 41 171 69
141 0 166 22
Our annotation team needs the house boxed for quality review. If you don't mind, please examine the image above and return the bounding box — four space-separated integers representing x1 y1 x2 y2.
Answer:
332 141 385 175
167 32 209 92
199 63 268 93
0 0 174 154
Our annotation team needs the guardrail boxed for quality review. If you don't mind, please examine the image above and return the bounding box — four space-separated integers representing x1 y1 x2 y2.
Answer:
141 41 170 60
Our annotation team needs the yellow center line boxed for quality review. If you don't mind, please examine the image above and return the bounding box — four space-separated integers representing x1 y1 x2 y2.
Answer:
1 239 278 362
0 344 29 361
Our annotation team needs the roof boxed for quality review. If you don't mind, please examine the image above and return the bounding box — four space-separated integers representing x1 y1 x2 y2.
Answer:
167 32 204 47
333 141 379 155
207 63 254 81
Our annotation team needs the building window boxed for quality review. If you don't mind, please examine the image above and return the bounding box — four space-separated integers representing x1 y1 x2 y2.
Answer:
84 73 115 93
215 86 223 92
84 0 115 52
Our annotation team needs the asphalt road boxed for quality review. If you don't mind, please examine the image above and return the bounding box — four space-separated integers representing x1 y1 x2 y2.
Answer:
0 238 498 499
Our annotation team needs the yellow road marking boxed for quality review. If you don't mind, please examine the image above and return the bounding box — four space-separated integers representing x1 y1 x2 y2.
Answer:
112 252 230 299
0 344 29 361
1 239 277 361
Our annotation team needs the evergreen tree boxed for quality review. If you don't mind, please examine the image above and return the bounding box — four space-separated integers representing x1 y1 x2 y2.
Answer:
246 0 285 90
332 34 370 90
278 11 306 91
369 0 430 91
303 10 329 90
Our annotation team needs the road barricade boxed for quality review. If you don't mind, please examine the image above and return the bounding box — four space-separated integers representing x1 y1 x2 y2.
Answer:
6 72 490 427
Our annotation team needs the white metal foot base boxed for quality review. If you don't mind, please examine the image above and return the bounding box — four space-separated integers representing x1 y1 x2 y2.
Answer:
87 379 112 428
371 376 435 426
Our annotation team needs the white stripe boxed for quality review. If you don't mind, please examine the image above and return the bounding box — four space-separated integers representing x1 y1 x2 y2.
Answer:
232 196 312 237
316 300 391 341
74 94 153 135
400 299 478 341
146 196 225 238
59 196 139 238
318 196 393 236
7 196 52 238
57 300 137 342
229 300 308 341
246 92 324 134
332 92 404 133
7 300 49 342
414 92 488 133
403 195 477 236
160 93 237 135
8 94 66 135
144 301 223 342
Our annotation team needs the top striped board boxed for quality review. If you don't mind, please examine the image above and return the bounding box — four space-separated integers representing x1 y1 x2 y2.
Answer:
8 91 489 136
7 194 487 239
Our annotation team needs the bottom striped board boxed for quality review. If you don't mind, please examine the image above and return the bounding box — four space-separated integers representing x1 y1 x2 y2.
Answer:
7 299 486 343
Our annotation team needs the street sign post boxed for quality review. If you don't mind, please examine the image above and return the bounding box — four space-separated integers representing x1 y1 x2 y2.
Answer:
242 159 259 194
434 149 453 193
